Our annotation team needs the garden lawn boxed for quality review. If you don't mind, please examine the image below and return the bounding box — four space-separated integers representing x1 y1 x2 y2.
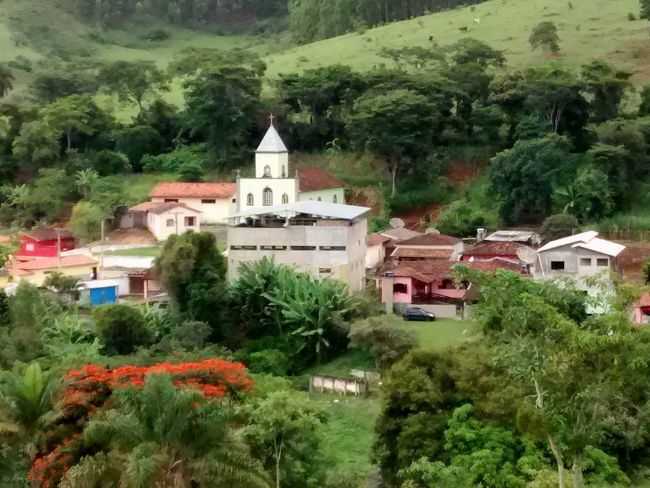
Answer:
103 246 161 257
312 393 380 481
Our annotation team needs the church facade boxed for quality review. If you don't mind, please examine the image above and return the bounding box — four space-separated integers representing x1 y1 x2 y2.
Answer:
235 121 345 213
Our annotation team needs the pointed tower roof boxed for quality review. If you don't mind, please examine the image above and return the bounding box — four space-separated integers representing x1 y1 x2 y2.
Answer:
256 116 288 153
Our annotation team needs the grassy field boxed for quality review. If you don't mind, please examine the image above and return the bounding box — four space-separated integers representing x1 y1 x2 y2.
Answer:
1 0 646 109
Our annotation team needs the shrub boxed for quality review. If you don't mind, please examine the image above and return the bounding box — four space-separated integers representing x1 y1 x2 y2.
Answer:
178 161 204 182
85 150 131 176
141 29 171 41
349 318 417 370
93 304 151 355
628 12 637 21
246 349 290 376
142 144 206 173
69 201 104 243
436 199 495 237
540 214 579 242
170 320 212 350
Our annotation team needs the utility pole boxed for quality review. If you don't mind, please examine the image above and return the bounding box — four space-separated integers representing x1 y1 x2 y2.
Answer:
98 218 105 280
56 228 61 269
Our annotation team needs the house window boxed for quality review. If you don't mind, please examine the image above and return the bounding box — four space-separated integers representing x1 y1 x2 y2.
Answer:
290 245 317 251
184 216 196 227
333 194 338 203
550 261 565 271
319 246 346 251
247 193 254 206
319 268 332 274
25 243 35 252
166 218 175 227
317 197 322 201
164 199 178 203
263 165 272 177
597 258 609 267
580 258 592 266
282 193 289 204
441 279 454 289
263 187 273 206
394 283 408 294
201 199 216 204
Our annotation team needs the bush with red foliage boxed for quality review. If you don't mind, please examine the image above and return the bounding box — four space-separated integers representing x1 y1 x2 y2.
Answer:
29 359 253 487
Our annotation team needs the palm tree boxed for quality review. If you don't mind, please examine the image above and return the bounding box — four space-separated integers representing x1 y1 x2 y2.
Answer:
0 65 14 98
74 168 99 199
62 374 270 488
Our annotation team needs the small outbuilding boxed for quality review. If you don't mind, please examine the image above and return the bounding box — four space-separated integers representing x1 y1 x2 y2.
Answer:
17 228 76 258
79 279 120 307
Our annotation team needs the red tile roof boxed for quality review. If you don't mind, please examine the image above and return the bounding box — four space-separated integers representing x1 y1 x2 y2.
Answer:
381 260 455 283
129 202 201 214
392 248 453 260
462 258 528 274
396 232 460 246
463 241 526 258
22 228 74 241
367 234 391 246
298 167 344 192
13 255 97 271
150 182 236 199
637 293 650 308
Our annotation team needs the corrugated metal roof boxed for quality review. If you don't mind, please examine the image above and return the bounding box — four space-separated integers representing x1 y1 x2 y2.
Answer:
230 201 370 221
572 238 626 257
256 124 288 153
537 231 599 253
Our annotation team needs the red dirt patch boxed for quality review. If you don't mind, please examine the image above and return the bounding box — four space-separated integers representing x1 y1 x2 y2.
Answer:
396 203 443 231
446 160 483 186
617 242 650 283
105 228 157 245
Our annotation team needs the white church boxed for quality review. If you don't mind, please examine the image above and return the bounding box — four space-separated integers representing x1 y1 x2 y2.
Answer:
125 118 347 239
235 118 346 212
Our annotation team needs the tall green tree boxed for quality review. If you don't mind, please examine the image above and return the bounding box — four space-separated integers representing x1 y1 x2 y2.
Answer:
529 21 561 53
12 121 60 168
641 0 650 19
0 65 14 98
490 135 575 224
156 232 228 337
98 60 169 114
183 64 263 165
42 95 96 152
346 89 436 196
243 390 326 488
581 61 631 122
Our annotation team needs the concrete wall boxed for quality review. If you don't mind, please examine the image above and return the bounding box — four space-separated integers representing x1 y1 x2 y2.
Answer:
148 208 200 241
299 188 345 204
151 197 232 224
537 245 614 278
365 243 385 269
227 218 367 292
238 177 298 210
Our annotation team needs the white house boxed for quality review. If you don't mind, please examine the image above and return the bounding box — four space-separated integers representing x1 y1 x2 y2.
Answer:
149 182 236 224
227 201 370 292
236 120 346 212
534 231 626 313
366 233 391 270
124 201 201 241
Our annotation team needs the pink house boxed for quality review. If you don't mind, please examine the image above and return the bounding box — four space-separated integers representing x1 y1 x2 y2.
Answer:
633 293 650 326
379 259 528 309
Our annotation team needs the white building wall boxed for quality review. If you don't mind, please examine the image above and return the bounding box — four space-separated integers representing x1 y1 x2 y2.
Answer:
366 244 385 269
151 197 232 224
298 188 345 204
256 152 289 179
238 178 298 209
148 209 200 241
227 219 367 292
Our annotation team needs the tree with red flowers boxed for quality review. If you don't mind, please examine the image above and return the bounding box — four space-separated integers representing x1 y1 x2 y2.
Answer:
60 374 269 488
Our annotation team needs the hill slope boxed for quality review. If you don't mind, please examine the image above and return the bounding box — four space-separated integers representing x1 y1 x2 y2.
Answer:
265 0 646 81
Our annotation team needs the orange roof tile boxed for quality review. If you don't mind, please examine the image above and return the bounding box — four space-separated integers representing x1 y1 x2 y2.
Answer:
397 233 460 246
367 233 391 246
150 182 236 199
13 255 97 271
298 167 344 192
392 248 453 259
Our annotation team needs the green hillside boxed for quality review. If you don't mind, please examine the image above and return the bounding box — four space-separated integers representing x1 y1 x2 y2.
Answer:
266 0 645 80
1 0 646 93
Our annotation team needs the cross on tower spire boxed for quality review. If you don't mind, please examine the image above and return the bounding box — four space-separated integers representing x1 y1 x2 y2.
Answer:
269 113 276 126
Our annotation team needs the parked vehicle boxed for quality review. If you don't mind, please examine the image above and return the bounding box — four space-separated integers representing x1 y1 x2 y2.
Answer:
402 307 436 322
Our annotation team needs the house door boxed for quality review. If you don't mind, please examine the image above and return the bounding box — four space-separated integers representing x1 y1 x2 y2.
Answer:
129 276 145 295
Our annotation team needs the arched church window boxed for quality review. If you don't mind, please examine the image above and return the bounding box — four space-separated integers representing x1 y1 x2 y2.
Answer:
281 166 286 178
333 194 338 203
263 165 272 178
282 193 289 204
263 188 273 206
317 197 322 202
246 193 254 206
